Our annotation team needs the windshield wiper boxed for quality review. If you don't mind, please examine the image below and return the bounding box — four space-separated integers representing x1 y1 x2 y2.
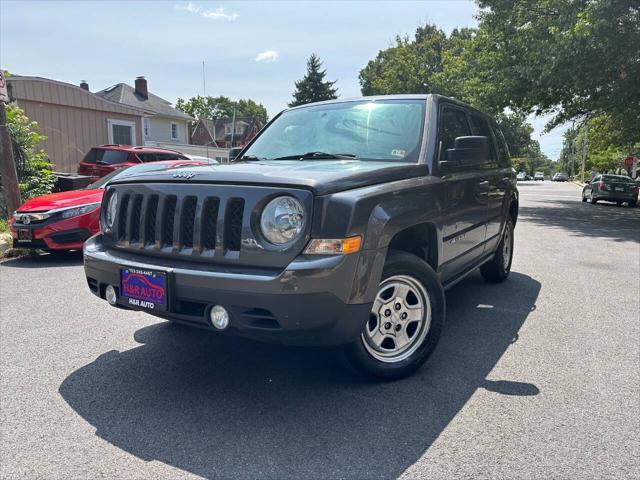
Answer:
235 155 267 162
272 151 357 161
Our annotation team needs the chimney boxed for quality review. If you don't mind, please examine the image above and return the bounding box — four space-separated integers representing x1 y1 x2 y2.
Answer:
79 80 89 91
135 76 148 99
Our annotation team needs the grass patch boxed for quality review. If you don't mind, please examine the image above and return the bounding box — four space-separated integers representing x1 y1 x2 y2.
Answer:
0 218 8 234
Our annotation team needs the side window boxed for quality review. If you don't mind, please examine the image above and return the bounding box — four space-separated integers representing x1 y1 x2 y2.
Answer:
137 153 158 163
440 107 470 159
469 114 498 161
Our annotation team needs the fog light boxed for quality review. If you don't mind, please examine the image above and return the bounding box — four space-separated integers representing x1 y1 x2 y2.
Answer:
209 305 230 330
105 284 117 306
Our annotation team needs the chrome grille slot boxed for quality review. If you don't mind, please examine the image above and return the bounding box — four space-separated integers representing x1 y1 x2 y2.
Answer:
128 195 143 244
144 195 159 245
162 196 177 247
180 196 198 249
117 194 130 241
201 197 220 250
224 198 244 252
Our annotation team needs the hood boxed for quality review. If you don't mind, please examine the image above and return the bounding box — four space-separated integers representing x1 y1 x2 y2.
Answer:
107 160 426 195
16 189 104 212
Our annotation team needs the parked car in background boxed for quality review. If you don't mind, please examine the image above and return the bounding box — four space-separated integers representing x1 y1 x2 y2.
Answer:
517 172 527 181
534 172 545 181
77 145 190 181
582 174 638 207
83 94 519 380
552 172 569 182
11 160 207 251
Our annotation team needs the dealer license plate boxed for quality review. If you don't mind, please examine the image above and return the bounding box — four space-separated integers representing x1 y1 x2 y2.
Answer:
17 229 32 242
119 267 167 311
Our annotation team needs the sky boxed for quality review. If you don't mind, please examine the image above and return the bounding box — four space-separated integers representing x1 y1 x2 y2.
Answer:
0 0 567 159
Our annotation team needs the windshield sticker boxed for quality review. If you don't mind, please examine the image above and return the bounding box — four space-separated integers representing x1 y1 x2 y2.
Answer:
391 149 406 158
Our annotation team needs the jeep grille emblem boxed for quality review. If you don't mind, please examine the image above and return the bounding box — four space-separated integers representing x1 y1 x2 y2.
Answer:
173 172 196 179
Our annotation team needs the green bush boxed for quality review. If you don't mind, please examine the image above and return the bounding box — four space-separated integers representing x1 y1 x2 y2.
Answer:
1 105 55 216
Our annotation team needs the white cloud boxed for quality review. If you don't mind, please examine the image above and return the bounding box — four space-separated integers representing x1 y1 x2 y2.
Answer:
176 3 239 21
255 50 280 63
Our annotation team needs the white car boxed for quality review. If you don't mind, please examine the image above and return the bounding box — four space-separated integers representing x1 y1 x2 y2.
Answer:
517 172 527 181
534 172 545 181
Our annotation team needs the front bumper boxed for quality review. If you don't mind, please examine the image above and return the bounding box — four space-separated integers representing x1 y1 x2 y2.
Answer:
83 235 374 346
10 212 98 250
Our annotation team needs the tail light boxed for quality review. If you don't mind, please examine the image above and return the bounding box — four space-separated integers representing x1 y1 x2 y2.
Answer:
632 186 639 194
598 181 606 190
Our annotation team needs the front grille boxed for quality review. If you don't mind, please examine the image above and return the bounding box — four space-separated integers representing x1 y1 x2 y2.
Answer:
105 183 310 267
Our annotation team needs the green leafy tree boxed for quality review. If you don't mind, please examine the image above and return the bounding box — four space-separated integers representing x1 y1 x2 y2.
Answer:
475 0 640 142
358 24 539 159
289 54 338 107
1 105 55 216
175 95 268 123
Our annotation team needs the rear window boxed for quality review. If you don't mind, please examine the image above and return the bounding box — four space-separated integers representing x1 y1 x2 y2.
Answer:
83 148 129 165
603 175 634 183
136 152 188 162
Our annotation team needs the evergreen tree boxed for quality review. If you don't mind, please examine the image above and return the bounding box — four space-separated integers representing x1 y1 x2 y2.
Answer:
288 54 338 107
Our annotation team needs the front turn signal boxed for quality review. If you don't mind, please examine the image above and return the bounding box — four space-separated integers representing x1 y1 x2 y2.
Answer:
304 236 362 255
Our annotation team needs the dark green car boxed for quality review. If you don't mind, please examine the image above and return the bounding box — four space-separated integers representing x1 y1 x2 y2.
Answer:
582 174 639 207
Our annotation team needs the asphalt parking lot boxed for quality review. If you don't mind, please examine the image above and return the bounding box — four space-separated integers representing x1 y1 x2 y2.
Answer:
1 181 638 479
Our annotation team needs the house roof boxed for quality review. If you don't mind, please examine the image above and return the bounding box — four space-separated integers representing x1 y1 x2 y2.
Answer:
95 83 195 121
6 75 148 116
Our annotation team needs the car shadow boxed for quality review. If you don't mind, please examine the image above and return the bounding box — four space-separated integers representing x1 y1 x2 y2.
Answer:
519 198 639 243
0 250 83 268
59 271 540 479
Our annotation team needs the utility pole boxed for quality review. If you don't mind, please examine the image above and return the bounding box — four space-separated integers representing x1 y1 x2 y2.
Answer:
230 103 236 148
581 122 588 184
0 69 21 214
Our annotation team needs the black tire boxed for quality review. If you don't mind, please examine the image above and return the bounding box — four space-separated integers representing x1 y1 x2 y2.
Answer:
581 191 587 202
344 251 445 380
616 201 623 207
590 192 597 204
480 219 514 283
630 200 638 208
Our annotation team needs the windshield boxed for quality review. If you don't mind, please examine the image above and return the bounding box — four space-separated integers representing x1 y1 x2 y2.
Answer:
241 99 426 162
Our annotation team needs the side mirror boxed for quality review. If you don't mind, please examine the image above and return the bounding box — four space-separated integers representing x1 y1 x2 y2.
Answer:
443 136 489 167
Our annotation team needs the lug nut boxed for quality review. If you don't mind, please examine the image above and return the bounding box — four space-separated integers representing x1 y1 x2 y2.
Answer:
395 324 402 332
384 322 392 330
401 312 408 320
384 309 391 317
395 303 401 310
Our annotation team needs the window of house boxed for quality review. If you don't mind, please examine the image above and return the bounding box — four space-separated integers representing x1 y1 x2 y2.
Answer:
108 119 136 146
143 118 151 139
171 122 179 141
225 124 232 135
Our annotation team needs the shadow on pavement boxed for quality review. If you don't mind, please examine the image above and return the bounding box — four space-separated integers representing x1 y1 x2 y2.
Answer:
59 271 540 479
519 199 639 243
0 250 83 268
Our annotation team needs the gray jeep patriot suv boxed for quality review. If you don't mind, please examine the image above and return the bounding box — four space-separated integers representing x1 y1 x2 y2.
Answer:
84 95 518 379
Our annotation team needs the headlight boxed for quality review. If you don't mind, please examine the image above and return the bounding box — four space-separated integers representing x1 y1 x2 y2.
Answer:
105 192 118 229
260 196 305 245
59 203 100 219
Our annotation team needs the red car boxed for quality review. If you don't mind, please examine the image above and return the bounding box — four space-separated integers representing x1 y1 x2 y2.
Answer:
77 144 190 181
10 160 207 251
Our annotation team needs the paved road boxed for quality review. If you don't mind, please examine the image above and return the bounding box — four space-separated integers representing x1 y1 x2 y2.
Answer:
1 181 638 479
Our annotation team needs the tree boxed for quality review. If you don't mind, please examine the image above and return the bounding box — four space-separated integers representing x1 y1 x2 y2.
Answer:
175 95 268 123
475 0 640 143
358 24 539 159
289 54 338 107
